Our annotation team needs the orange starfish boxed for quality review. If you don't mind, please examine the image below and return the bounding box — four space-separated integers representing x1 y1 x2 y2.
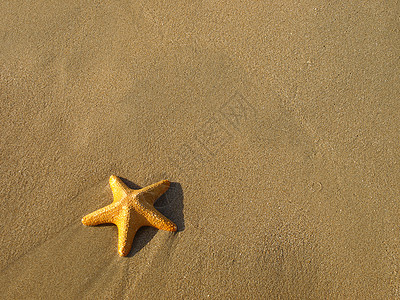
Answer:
82 175 177 256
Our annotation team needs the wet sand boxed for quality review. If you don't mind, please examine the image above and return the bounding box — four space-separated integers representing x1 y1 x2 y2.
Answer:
1 1 399 299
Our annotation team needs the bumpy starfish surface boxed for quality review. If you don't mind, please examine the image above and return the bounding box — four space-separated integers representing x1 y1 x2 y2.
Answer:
82 175 177 256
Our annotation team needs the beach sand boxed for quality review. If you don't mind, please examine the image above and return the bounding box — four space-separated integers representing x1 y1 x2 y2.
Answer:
1 1 399 299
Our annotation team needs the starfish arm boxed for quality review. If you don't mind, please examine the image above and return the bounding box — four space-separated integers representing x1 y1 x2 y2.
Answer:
115 211 142 256
142 205 177 232
81 203 119 226
139 179 170 205
109 175 130 203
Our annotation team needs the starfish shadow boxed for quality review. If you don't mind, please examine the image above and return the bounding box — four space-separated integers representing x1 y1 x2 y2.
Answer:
119 177 185 257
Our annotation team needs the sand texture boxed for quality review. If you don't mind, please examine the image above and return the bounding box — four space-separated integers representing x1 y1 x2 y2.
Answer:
1 1 399 299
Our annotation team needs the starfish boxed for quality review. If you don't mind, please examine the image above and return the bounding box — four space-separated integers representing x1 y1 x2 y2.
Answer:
82 175 177 256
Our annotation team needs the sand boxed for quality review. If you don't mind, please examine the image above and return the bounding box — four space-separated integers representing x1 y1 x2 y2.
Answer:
1 1 399 299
